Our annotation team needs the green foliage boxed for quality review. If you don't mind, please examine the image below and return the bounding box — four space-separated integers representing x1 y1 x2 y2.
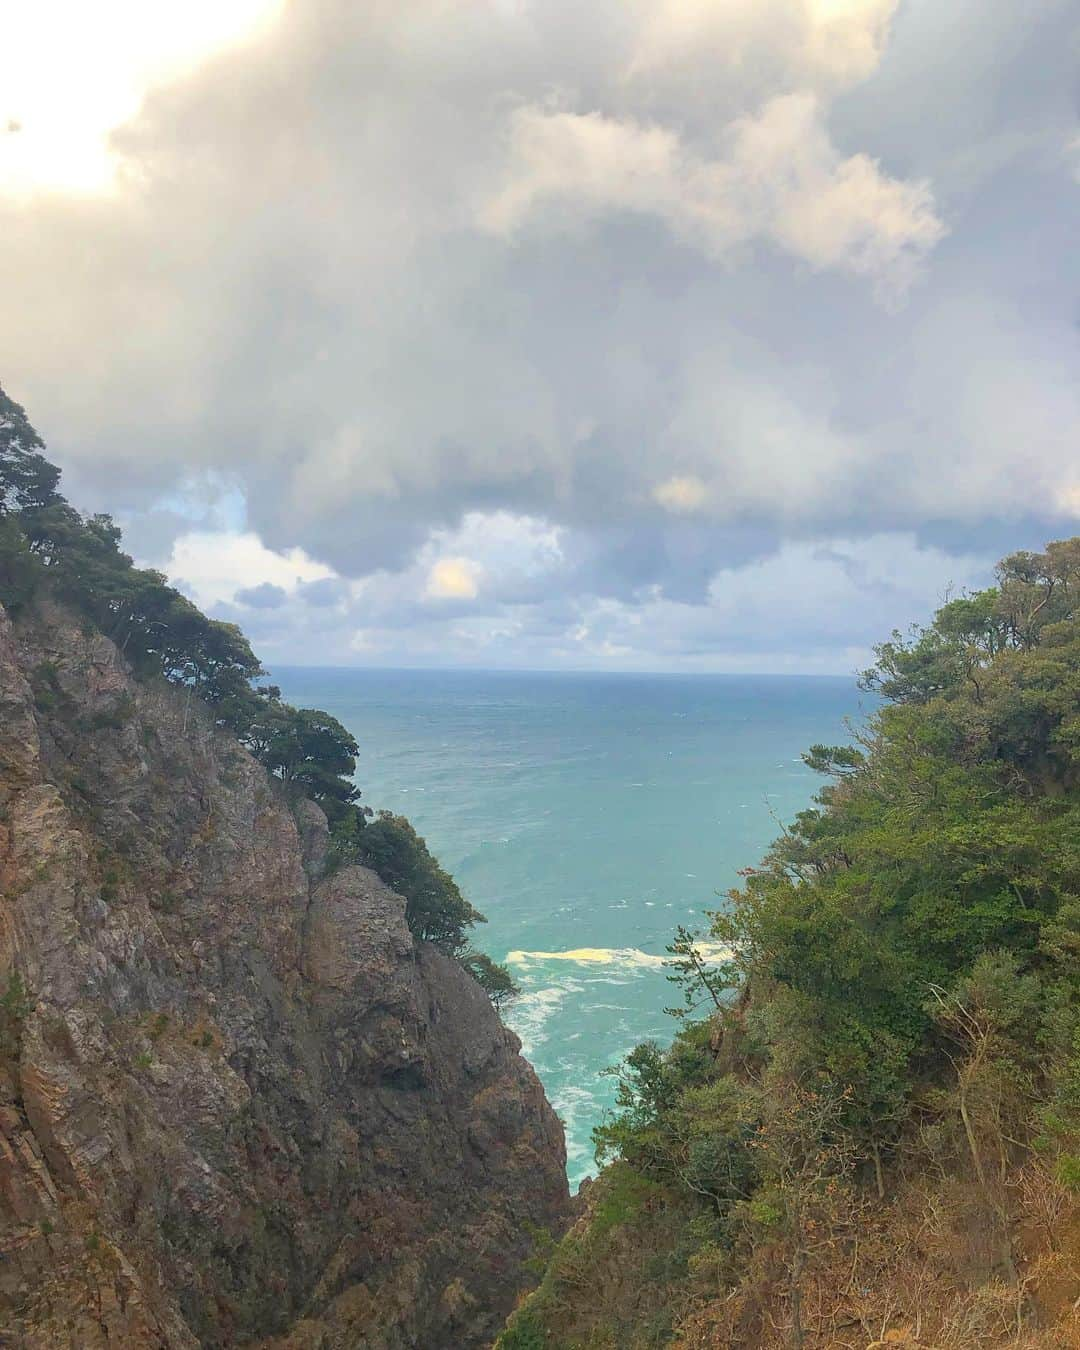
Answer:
699 541 1080 1177
516 535 1080 1348
0 405 268 715
240 695 360 815
0 382 363 813
0 387 60 516
593 1022 757 1233
461 947 520 1007
501 1159 703 1350
801 743 866 776
333 809 485 952
326 805 491 980
589 1164 662 1239
663 924 735 1018
496 1307 549 1350
1056 1153 1080 1191
859 540 1079 704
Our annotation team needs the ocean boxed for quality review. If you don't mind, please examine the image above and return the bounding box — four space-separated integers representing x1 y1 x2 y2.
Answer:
272 668 868 1188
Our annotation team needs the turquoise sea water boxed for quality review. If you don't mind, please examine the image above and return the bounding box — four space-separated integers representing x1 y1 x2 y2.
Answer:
273 668 867 1188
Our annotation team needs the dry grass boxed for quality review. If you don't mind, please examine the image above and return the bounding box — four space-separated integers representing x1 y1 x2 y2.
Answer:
674 1163 1080 1350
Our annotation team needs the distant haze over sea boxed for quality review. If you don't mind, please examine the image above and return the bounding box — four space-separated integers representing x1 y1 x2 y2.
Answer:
273 668 868 1188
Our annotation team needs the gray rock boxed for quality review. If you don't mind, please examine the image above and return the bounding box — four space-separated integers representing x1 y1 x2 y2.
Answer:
0 601 569 1348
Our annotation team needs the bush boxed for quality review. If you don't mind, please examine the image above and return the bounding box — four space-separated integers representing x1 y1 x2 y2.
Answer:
496 1307 549 1350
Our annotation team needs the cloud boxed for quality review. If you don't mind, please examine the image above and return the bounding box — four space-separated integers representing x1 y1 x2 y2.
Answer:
0 0 1076 670
416 513 563 603
627 0 899 94
235 580 287 608
198 527 1001 673
480 94 944 300
425 557 481 600
298 576 352 608
1065 134 1080 184
1055 483 1080 519
165 530 334 611
1 0 282 195
654 475 709 513
549 531 995 672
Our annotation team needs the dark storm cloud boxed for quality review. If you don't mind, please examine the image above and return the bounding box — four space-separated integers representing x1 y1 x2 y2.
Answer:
0 0 1076 667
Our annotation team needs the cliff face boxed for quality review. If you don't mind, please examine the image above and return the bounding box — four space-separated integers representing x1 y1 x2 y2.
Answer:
0 600 569 1348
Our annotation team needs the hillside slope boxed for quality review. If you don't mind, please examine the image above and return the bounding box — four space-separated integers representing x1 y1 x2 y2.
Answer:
0 595 569 1347
500 539 1080 1350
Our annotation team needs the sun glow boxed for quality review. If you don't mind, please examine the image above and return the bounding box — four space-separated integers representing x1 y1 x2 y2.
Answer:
0 0 283 197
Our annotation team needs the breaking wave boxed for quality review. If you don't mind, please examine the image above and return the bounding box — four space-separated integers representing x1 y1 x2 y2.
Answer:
505 943 731 969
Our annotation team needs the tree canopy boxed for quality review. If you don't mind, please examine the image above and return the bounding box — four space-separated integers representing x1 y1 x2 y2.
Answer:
0 389 60 514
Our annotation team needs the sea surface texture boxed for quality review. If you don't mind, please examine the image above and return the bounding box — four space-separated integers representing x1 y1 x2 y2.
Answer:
273 669 865 1188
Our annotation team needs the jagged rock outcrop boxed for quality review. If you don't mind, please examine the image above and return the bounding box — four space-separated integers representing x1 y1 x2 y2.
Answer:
0 599 569 1347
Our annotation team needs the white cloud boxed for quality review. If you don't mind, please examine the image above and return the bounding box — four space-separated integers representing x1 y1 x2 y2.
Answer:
555 532 994 672
0 0 1075 674
627 0 899 94
432 511 565 580
218 523 999 674
480 93 944 300
166 530 334 610
803 0 899 84
417 513 564 602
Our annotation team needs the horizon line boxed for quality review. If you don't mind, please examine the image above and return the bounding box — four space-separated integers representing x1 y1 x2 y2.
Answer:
266 662 863 680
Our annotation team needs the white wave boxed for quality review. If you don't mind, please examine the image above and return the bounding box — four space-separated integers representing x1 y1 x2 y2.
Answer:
551 1082 604 1179
503 983 570 1058
506 943 731 970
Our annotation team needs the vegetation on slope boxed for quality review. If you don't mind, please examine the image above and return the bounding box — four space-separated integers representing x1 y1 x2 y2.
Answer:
500 538 1080 1349
0 383 515 1001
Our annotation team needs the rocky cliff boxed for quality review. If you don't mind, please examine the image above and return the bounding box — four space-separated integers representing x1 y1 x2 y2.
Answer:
0 598 569 1348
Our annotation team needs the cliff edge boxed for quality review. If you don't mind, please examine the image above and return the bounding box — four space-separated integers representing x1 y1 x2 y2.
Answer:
0 597 569 1347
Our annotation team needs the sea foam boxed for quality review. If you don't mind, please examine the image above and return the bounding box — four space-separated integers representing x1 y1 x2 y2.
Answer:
505 943 731 969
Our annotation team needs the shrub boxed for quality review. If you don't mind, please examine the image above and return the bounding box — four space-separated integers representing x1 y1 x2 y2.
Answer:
461 947 520 1008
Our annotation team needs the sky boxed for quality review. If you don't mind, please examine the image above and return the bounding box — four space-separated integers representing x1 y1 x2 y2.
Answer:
1 0 1078 672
